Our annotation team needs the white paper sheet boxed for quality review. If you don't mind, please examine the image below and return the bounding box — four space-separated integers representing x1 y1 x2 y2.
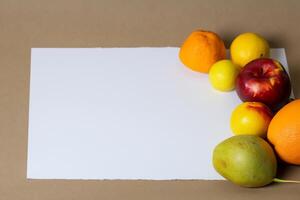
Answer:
27 48 289 180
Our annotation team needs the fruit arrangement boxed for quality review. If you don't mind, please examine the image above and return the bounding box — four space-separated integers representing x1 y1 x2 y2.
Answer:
179 30 300 187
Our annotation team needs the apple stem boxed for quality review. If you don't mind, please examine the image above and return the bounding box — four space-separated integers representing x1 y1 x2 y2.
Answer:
273 178 300 184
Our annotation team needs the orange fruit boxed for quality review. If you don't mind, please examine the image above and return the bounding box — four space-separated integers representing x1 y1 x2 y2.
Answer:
267 99 300 165
179 30 226 73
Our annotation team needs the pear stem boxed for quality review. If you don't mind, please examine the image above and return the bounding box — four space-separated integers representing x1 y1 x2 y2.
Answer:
273 178 300 184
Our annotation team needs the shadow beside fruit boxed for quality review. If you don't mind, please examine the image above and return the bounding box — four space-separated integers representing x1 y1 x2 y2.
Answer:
289 65 300 98
276 162 300 180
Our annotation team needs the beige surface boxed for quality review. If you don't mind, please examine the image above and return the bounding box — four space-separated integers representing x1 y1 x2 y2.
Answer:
0 0 300 199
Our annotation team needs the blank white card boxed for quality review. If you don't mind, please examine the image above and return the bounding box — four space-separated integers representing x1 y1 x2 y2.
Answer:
27 48 289 180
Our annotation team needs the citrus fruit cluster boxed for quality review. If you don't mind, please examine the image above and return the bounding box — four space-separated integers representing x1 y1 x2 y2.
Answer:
179 29 300 187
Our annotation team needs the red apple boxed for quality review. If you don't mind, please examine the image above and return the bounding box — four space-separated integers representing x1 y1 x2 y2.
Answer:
236 58 291 111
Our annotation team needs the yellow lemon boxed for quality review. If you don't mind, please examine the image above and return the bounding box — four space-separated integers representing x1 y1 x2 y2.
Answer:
209 59 239 92
230 102 273 138
230 33 269 67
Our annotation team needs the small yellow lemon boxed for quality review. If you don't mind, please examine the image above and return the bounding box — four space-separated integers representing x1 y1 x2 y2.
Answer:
209 59 239 92
230 102 273 138
230 33 269 67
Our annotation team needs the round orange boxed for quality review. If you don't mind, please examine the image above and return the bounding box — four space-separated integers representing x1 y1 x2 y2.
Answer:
267 99 300 165
179 30 226 73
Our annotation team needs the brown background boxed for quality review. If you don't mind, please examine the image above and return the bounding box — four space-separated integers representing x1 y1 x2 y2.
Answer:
1 0 300 199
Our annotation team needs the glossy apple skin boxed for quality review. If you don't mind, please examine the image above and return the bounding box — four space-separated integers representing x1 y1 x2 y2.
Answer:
236 58 291 111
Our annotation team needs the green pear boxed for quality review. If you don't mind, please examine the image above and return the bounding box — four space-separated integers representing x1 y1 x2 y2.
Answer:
213 135 277 187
